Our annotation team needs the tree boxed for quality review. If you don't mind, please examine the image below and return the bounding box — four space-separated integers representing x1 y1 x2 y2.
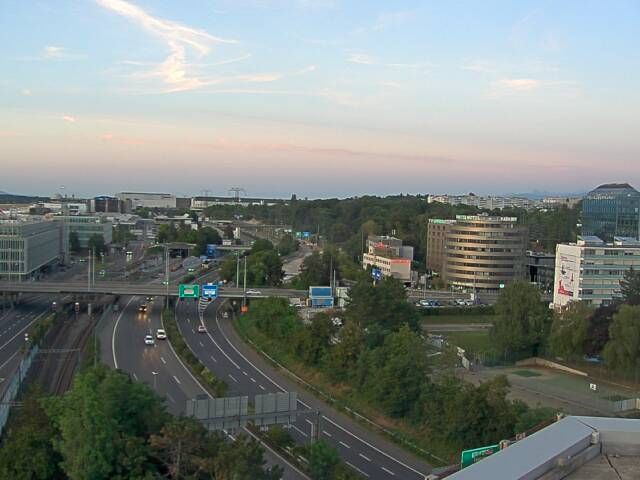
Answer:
250 239 274 254
88 234 106 255
293 313 335 366
45 366 167 480
359 326 429 417
248 250 284 286
324 320 364 382
149 416 211 478
490 281 550 356
602 305 640 373
277 234 298 256
548 301 592 358
0 389 63 480
307 441 340 480
69 231 80 253
621 267 640 306
345 277 419 347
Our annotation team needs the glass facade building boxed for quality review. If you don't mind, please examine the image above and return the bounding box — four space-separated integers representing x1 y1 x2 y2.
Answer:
582 183 640 242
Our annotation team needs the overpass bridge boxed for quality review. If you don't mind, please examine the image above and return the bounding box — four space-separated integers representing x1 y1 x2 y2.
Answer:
0 281 306 299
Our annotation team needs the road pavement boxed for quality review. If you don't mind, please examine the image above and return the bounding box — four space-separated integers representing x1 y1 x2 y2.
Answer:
177 298 434 479
100 296 308 479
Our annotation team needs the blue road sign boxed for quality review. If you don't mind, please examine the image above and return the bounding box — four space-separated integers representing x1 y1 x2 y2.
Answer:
371 267 382 281
202 283 218 299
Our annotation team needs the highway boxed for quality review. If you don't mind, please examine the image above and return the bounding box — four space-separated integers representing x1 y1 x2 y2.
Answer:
177 298 433 480
100 296 308 479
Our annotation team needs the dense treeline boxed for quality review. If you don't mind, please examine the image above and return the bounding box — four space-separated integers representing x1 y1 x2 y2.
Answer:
157 224 221 256
220 239 284 286
205 196 581 264
239 278 554 459
0 367 280 480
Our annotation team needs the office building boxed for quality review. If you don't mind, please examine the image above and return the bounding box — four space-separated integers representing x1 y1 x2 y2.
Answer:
526 251 556 291
91 196 126 213
553 236 640 308
362 235 413 284
0 220 61 280
426 219 456 274
59 215 113 256
428 193 537 210
116 192 177 210
443 215 528 291
582 183 640 241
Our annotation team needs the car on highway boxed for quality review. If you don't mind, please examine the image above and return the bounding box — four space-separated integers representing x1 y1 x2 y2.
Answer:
156 329 167 340
146 296 154 302
197 324 207 333
138 303 148 313
144 334 155 346
98 269 106 276
245 289 262 295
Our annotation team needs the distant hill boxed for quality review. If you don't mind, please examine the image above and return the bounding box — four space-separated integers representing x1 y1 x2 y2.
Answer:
0 192 50 204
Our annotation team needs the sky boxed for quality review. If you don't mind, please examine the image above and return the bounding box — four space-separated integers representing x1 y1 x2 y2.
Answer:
1 0 639 199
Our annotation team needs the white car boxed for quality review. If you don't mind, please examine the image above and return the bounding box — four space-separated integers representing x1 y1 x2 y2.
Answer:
144 334 155 346
246 289 262 295
156 329 167 340
197 324 207 333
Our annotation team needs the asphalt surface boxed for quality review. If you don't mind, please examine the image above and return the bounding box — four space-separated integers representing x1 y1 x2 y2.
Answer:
101 295 308 480
177 298 434 480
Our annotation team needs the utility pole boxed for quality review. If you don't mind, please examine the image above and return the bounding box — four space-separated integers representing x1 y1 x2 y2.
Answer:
236 251 240 285
242 256 247 307
165 245 170 309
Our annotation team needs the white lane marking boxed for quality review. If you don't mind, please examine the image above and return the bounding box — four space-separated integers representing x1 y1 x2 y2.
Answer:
259 384 265 390
112 297 136 369
291 425 308 438
242 371 248 376
210 355 217 363
199 341 204 348
321 415 425 477
359 453 372 462
250 377 256 383
228 374 238 383
173 375 181 385
0 349 20 370
346 462 370 478
132 372 138 381
0 310 47 352
305 419 314 428
381 467 395 476
322 430 332 437
212 305 424 477
199 315 242 370
166 393 176 404
339 441 351 449
160 356 166 364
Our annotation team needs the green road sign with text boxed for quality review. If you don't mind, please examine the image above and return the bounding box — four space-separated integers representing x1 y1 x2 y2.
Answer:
460 444 499 468
179 284 200 299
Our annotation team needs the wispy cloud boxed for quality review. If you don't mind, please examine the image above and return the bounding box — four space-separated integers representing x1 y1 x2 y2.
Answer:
61 115 78 123
21 89 32 96
97 0 313 93
19 45 86 61
489 78 578 98
347 52 430 69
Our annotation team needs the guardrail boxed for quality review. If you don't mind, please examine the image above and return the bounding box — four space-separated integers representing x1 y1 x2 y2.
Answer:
0 345 39 437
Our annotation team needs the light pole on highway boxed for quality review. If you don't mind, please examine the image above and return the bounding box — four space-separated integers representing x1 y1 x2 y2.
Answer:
152 371 159 390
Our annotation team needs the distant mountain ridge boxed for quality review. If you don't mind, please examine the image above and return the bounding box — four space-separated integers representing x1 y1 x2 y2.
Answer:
0 192 50 203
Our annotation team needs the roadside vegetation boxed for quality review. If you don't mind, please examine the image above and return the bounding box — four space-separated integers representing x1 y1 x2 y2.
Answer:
219 239 284 286
235 277 554 462
162 309 227 397
0 367 280 479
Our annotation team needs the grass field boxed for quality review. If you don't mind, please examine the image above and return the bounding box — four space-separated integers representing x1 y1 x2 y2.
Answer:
421 313 497 325
444 331 494 354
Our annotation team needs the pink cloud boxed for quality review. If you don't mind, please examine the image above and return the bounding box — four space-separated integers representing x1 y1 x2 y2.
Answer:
62 115 78 123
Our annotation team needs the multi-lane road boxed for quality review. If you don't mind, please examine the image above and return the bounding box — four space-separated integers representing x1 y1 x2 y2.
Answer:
99 295 309 479
177 298 433 479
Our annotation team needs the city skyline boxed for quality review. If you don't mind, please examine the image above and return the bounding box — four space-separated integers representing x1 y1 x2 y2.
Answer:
2 0 639 197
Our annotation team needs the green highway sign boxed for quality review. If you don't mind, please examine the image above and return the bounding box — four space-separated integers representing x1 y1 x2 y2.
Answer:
460 444 499 468
179 284 200 299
